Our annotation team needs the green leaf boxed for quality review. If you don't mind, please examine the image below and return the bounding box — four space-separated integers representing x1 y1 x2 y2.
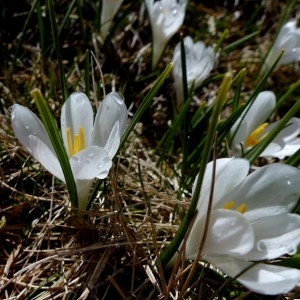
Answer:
160 72 232 266
119 63 173 150
31 89 78 209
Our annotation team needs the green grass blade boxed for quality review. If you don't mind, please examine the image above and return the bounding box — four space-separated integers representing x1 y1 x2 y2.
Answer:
160 72 232 266
47 0 68 100
119 63 173 149
8 0 37 77
31 89 78 209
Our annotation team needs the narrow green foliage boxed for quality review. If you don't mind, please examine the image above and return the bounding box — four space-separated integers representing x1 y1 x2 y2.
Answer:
119 63 173 149
223 31 259 52
31 89 78 209
286 148 300 167
214 29 229 53
160 73 232 266
57 0 77 38
36 0 45 52
84 50 91 97
157 95 192 167
48 0 68 100
8 0 37 76
180 33 189 183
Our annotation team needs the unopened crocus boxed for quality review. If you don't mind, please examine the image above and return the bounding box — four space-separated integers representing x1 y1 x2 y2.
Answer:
11 92 128 210
145 0 188 69
185 158 300 295
263 20 300 71
230 91 300 158
100 0 124 40
172 36 216 105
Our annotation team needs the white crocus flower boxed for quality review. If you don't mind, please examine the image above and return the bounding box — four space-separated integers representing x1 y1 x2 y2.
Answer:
230 91 300 158
100 0 124 40
11 92 128 210
145 0 188 69
172 36 216 105
263 20 300 71
186 158 300 295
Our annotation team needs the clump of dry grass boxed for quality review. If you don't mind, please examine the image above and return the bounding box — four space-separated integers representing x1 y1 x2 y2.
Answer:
1 1 300 299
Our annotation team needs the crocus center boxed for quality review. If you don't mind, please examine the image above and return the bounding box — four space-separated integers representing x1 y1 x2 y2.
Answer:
223 200 247 214
244 122 269 148
66 127 85 156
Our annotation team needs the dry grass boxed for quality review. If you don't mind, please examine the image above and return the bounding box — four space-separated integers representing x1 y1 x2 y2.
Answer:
1 0 300 299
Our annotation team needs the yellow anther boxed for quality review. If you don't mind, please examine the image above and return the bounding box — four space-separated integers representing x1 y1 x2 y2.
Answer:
66 127 73 157
74 134 80 154
79 127 85 150
66 126 86 156
244 122 269 147
223 201 235 209
236 203 247 214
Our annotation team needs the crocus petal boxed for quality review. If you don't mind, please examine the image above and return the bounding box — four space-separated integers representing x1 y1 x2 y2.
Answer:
223 163 300 222
208 256 300 295
10 104 54 153
104 122 121 158
100 0 124 39
146 0 187 69
29 135 65 182
92 92 127 156
186 209 254 259
172 36 215 105
264 20 300 69
193 158 249 221
230 91 276 154
70 146 112 180
243 213 300 260
271 138 300 159
61 92 94 153
76 179 94 211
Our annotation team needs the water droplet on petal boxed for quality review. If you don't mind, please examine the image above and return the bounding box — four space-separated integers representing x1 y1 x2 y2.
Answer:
61 118 66 126
230 222 236 227
111 92 124 105
25 123 30 130
75 94 85 104
88 151 95 158
73 156 80 163
171 6 178 15
7 106 13 119
97 162 104 169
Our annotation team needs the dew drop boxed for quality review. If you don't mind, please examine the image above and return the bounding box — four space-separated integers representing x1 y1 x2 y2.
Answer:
88 151 95 158
97 162 104 169
230 222 236 227
7 106 13 119
61 118 66 126
73 156 80 163
25 123 30 130
75 94 85 104
111 92 125 105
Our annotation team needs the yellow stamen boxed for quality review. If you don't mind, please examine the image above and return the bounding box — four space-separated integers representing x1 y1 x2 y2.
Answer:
79 127 85 150
66 126 86 156
244 122 269 147
74 134 80 154
236 203 247 214
223 201 235 209
66 127 73 157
